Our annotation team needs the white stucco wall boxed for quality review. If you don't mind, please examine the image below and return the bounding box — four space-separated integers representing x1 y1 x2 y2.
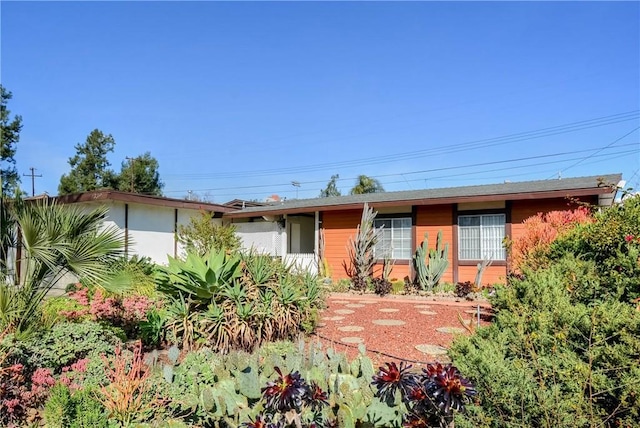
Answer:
127 203 175 264
234 221 284 256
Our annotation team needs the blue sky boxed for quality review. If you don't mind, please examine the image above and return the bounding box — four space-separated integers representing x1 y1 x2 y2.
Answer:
2 1 639 201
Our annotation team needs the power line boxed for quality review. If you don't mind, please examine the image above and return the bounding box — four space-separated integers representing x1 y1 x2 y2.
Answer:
163 110 639 180
162 144 638 196
548 126 640 178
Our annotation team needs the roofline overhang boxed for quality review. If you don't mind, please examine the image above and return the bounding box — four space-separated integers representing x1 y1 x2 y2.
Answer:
224 186 615 218
47 190 233 213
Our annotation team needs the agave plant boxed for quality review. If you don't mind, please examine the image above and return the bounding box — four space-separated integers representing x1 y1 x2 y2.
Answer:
0 198 125 334
155 248 242 304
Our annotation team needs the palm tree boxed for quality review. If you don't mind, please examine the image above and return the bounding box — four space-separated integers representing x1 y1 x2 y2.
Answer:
350 175 385 195
0 197 125 334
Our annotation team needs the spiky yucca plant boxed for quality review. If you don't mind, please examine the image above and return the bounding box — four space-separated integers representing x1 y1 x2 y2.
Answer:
343 203 383 292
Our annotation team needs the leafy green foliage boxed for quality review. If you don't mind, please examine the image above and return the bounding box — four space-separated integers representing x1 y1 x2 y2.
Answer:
414 230 450 291
0 85 23 196
549 194 640 304
178 211 241 256
319 174 342 197
58 129 117 194
0 199 125 334
44 384 108 428
116 152 164 195
8 321 121 374
450 257 640 428
155 248 325 353
349 174 385 194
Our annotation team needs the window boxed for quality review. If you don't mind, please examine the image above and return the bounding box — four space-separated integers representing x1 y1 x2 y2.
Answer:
373 217 412 259
458 214 506 260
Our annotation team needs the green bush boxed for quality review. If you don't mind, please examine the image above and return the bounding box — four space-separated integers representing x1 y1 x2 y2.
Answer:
44 384 108 428
9 321 122 373
549 194 640 304
450 258 640 428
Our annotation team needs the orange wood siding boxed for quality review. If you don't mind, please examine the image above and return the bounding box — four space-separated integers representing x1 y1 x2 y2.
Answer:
415 205 454 284
458 265 506 286
322 210 363 280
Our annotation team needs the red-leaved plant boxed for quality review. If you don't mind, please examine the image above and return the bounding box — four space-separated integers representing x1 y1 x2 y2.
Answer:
509 207 592 274
0 363 55 427
61 284 155 337
97 341 155 425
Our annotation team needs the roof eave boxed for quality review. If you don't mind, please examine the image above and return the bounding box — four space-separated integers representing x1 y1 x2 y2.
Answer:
50 190 233 213
224 186 615 218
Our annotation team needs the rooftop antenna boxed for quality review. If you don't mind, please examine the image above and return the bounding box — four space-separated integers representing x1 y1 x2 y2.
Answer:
291 181 301 199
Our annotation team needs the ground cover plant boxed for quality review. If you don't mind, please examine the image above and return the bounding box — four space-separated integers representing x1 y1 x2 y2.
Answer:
449 194 640 428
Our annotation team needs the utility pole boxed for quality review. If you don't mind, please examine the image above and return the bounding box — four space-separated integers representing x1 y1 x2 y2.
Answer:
125 157 136 193
291 181 301 199
23 167 42 197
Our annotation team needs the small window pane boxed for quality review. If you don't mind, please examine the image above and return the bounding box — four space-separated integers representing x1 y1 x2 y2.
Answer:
458 214 505 261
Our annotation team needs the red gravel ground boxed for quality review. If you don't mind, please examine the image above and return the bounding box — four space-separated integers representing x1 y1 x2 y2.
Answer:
310 293 492 368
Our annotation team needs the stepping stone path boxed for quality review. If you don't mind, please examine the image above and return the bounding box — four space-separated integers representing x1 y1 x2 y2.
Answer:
322 316 345 321
372 319 406 326
419 310 437 315
340 336 365 344
436 326 466 334
345 303 365 308
334 309 355 315
415 344 448 355
338 326 364 332
378 308 400 313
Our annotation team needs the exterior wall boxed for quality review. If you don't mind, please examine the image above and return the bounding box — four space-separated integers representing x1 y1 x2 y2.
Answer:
322 209 362 280
415 205 454 284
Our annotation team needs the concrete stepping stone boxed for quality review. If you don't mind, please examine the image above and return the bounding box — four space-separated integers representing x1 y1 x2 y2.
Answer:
334 309 355 315
345 303 366 308
317 322 326 327
338 326 364 332
436 326 466 334
372 319 406 326
340 336 364 344
322 316 345 321
415 344 448 355
414 305 432 310
419 310 437 315
358 300 378 304
378 308 400 313
331 300 351 304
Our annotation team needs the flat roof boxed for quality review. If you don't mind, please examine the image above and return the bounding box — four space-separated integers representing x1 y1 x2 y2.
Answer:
225 173 622 218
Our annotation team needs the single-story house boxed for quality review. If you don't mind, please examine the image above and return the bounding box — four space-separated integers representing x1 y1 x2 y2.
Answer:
224 174 622 285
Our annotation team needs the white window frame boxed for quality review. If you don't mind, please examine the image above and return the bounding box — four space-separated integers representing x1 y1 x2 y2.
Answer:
458 213 506 261
373 217 412 260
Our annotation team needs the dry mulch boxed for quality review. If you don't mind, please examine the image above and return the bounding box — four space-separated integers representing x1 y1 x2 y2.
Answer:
310 292 492 368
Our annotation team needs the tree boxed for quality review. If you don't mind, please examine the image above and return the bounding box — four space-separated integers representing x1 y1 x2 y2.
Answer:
349 174 385 195
117 152 164 195
178 211 241 256
319 174 342 198
58 129 116 194
0 85 23 196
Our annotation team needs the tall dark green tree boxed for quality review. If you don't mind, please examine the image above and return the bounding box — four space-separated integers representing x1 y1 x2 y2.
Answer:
0 85 23 196
349 174 385 195
58 129 116 194
117 152 164 195
319 174 341 197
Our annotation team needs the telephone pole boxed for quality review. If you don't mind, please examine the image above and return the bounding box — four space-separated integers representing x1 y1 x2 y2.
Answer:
23 167 42 197
125 157 136 193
